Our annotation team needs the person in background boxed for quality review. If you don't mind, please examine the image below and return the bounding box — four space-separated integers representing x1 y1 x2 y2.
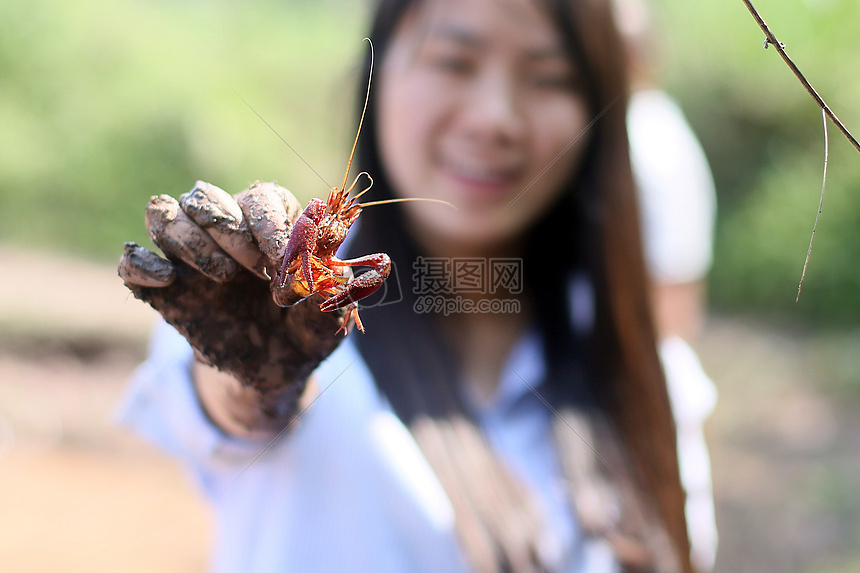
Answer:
617 0 719 569
118 0 704 571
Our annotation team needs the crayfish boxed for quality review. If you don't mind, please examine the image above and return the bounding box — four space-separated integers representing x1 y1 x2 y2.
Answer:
270 40 450 335
271 171 393 335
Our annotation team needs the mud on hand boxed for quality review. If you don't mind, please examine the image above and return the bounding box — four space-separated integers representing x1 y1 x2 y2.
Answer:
118 181 348 412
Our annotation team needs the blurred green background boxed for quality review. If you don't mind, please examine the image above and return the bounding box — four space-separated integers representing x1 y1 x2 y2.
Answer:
0 0 367 259
1 0 858 323
653 0 860 324
2 0 858 322
1 1 859 572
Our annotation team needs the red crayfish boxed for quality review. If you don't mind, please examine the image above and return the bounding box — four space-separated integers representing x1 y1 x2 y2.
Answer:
271 167 392 334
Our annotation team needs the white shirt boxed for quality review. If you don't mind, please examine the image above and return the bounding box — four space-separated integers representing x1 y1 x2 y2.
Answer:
628 89 717 284
119 321 616 573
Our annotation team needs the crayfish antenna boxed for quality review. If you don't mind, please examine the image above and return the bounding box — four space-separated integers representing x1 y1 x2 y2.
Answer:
339 38 374 203
357 197 458 210
347 172 374 202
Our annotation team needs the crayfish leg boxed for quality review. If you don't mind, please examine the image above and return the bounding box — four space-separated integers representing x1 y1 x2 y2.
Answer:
334 304 364 336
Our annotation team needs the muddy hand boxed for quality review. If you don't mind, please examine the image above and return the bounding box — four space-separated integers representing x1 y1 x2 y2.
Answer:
118 181 348 407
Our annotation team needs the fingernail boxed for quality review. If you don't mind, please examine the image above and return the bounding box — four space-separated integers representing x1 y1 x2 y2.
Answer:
118 242 176 287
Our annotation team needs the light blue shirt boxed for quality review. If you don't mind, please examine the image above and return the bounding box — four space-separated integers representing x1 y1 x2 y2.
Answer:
119 321 616 573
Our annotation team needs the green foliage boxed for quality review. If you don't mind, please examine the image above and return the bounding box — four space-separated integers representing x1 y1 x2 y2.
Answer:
653 0 860 323
0 0 366 259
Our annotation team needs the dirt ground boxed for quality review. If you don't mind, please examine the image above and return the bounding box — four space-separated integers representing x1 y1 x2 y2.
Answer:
0 247 211 572
1 245 858 572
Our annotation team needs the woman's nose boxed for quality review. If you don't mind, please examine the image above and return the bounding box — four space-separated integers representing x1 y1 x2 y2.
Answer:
461 68 526 145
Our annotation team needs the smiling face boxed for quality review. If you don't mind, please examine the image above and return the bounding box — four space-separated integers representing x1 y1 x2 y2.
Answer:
376 0 590 256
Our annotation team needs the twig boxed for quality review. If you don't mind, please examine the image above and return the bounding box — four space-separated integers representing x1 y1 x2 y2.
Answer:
233 90 333 190
740 0 860 154
796 109 829 301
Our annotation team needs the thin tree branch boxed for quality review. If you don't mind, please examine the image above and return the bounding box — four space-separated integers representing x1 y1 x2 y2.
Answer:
741 0 860 154
796 109 829 301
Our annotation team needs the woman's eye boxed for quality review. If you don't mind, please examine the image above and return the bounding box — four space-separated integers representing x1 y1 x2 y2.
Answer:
432 56 474 75
530 73 576 90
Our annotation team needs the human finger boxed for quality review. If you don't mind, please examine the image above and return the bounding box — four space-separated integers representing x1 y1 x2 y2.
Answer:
235 181 303 274
146 194 239 282
179 181 267 278
117 242 176 287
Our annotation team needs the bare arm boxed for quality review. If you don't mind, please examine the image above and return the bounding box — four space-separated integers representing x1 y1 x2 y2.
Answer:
193 362 319 440
651 280 707 343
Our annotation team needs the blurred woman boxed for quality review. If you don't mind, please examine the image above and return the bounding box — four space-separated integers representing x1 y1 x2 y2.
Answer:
119 0 694 571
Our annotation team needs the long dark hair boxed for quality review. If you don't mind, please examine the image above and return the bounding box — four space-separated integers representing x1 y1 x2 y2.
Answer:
346 0 691 571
